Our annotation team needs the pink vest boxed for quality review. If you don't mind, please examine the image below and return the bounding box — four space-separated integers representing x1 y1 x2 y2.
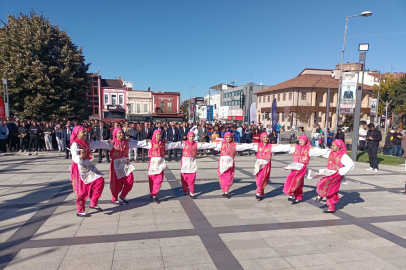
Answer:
293 145 310 165
327 151 344 170
182 142 198 158
220 142 237 158
110 139 129 160
256 143 273 161
148 141 166 158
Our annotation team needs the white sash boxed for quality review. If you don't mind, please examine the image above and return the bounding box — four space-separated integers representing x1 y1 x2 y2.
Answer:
148 157 166 175
114 157 135 179
283 162 305 171
219 156 234 174
307 168 337 179
253 159 270 175
78 160 104 184
181 157 198 173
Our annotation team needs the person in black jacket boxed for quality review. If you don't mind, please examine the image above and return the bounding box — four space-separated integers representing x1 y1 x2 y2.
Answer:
127 123 140 162
94 121 110 163
28 122 41 155
166 122 179 162
62 123 72 158
140 122 153 162
178 122 189 141
365 123 382 172
19 122 29 153
334 129 345 141
7 119 19 151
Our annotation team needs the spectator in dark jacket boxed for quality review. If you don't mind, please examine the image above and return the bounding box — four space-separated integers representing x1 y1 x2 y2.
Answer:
0 120 9 152
127 123 140 162
94 122 110 163
19 122 29 153
7 119 19 151
166 122 179 162
28 122 41 155
62 123 72 158
365 123 382 172
383 129 394 155
334 129 345 141
178 122 189 141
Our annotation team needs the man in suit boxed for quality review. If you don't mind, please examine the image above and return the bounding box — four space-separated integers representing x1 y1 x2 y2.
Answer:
140 122 153 162
62 123 72 159
127 123 140 162
167 122 179 162
95 121 110 163
179 122 189 142
198 123 208 156
343 86 354 100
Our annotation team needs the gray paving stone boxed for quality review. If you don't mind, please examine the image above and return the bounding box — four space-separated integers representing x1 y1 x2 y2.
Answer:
239 257 293 270
284 253 335 268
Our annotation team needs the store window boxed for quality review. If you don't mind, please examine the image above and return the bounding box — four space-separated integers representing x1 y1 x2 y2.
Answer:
289 93 292 100
167 101 172 113
283 93 286 101
111 94 117 105
277 94 280 101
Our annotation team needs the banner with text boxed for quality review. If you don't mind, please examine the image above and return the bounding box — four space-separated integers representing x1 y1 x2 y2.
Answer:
339 80 357 114
370 99 377 116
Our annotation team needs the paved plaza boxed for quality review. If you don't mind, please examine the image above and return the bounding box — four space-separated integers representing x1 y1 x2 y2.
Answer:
0 152 406 270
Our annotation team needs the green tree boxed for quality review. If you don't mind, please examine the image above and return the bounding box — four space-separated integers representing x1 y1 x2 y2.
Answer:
373 74 399 115
180 100 189 120
391 76 406 128
0 11 92 120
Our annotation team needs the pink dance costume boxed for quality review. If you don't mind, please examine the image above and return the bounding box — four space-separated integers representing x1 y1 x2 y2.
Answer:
180 132 216 198
316 139 354 212
70 126 110 217
109 127 145 205
144 129 181 202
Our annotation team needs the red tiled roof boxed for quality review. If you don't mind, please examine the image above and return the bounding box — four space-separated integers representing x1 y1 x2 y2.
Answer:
257 74 373 94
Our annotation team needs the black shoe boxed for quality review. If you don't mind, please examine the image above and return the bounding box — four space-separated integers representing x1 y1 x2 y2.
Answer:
151 197 159 203
288 196 293 201
255 195 260 200
291 199 300 204
168 160 171 162
315 196 323 203
323 210 336 213
90 206 103 212
111 201 122 205
222 193 229 198
65 157 69 159
189 194 196 199
258 196 264 201
107 159 110 163
119 197 129 204
184 192 189 196
98 160 102 163
76 213 90 217
142 160 145 162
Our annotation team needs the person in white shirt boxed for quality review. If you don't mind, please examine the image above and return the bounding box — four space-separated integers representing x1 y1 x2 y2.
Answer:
358 124 368 152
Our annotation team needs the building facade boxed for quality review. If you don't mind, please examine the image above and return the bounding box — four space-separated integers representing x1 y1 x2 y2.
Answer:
87 73 101 119
151 92 184 122
256 67 374 130
100 78 128 122
126 89 152 122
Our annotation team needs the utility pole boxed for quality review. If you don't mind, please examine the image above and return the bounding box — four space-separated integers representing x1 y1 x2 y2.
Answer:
2 79 9 118
324 87 331 148
376 72 381 127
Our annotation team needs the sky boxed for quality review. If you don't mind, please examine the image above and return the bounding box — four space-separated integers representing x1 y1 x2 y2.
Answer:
1 0 406 101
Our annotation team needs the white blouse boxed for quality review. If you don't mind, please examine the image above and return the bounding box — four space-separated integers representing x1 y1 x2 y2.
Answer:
71 140 111 164
177 143 217 173
320 150 355 176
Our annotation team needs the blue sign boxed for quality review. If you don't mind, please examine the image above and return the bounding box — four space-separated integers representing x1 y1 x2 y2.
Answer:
271 99 278 132
206 105 213 121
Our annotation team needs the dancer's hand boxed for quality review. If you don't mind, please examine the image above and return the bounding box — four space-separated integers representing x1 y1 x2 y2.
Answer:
333 165 340 170
79 150 86 159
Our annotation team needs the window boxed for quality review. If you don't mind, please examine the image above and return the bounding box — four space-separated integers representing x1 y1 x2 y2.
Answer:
88 97 92 101
160 101 165 112
93 87 97 95
104 94 109 105
267 96 270 102
289 93 292 100
277 94 280 101
137 103 141 113
92 76 98 82
167 101 172 113
259 97 262 103
223 93 227 98
94 107 98 115
94 101 99 105
118 94 124 105
111 94 117 105
301 92 306 100
92 82 98 86
144 104 148 113
283 94 286 101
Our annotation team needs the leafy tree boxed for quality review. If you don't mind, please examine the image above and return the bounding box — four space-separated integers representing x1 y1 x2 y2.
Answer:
372 74 399 115
391 76 406 128
0 11 92 120
180 100 189 120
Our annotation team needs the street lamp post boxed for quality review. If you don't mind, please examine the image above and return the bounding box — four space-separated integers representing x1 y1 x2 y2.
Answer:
334 11 372 135
189 86 196 124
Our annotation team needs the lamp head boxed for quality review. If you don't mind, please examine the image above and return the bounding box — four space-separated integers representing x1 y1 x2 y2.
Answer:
361 11 372 17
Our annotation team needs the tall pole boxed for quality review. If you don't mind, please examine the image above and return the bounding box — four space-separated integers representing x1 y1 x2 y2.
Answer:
324 87 331 148
334 17 349 135
376 72 381 127
2 79 9 118
351 52 366 162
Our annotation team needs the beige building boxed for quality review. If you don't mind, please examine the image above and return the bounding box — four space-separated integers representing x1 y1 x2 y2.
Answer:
126 89 152 122
256 68 374 130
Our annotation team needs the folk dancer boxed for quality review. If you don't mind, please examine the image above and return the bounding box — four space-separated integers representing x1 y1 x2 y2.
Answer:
109 127 146 205
177 132 216 198
215 132 253 198
70 126 111 217
252 133 291 201
140 129 181 202
315 139 354 213
283 135 329 204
